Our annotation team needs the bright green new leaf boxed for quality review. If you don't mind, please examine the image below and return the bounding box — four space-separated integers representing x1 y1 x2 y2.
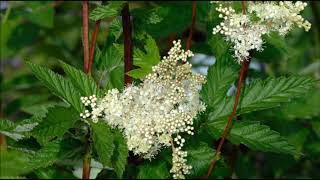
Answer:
128 34 160 79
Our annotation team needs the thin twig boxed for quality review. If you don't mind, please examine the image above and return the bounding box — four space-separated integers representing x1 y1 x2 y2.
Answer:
83 0 90 74
82 1 91 179
205 1 250 178
186 1 197 50
121 3 133 85
88 20 101 75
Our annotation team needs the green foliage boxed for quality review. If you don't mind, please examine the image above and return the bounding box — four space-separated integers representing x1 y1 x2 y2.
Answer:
0 150 32 178
209 76 316 121
27 62 84 112
207 119 296 155
96 43 124 90
91 121 115 167
23 2 55 28
29 140 61 169
60 60 102 97
111 130 128 178
31 106 79 145
89 2 125 21
128 34 160 79
201 55 237 107
137 160 170 179
186 142 216 177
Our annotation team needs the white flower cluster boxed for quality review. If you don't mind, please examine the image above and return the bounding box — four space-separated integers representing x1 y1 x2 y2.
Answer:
170 135 192 179
80 40 206 179
212 1 311 63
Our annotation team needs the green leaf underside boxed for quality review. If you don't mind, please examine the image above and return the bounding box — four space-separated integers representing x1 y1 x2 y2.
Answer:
209 76 316 121
27 62 83 112
207 119 296 155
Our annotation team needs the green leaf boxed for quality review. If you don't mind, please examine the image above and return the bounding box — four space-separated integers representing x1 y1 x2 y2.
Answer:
186 142 216 177
0 118 40 141
128 34 160 79
21 102 61 118
109 18 123 40
280 89 320 120
31 106 79 145
60 60 102 97
27 62 84 112
111 130 128 178
207 119 296 155
91 121 115 167
208 35 231 59
201 55 237 107
209 76 316 121
0 150 32 177
96 44 124 90
89 2 125 21
137 160 170 179
29 140 61 169
0 119 15 132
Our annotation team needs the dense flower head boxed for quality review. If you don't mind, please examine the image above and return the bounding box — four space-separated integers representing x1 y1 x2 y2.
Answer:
80 40 206 179
212 1 311 63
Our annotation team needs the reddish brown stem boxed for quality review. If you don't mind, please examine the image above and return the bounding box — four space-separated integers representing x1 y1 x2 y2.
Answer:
82 0 90 74
205 1 249 178
121 3 133 85
88 20 101 75
82 1 91 179
186 1 197 50
205 59 251 178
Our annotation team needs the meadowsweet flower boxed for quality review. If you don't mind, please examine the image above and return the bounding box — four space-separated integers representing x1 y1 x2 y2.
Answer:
80 40 206 179
212 1 311 63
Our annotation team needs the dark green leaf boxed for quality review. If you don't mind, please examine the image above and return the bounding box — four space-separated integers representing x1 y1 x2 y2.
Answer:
201 55 237 107
111 130 128 178
209 76 316 121
137 160 170 179
91 121 115 167
31 106 79 145
207 119 296 155
29 140 61 169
